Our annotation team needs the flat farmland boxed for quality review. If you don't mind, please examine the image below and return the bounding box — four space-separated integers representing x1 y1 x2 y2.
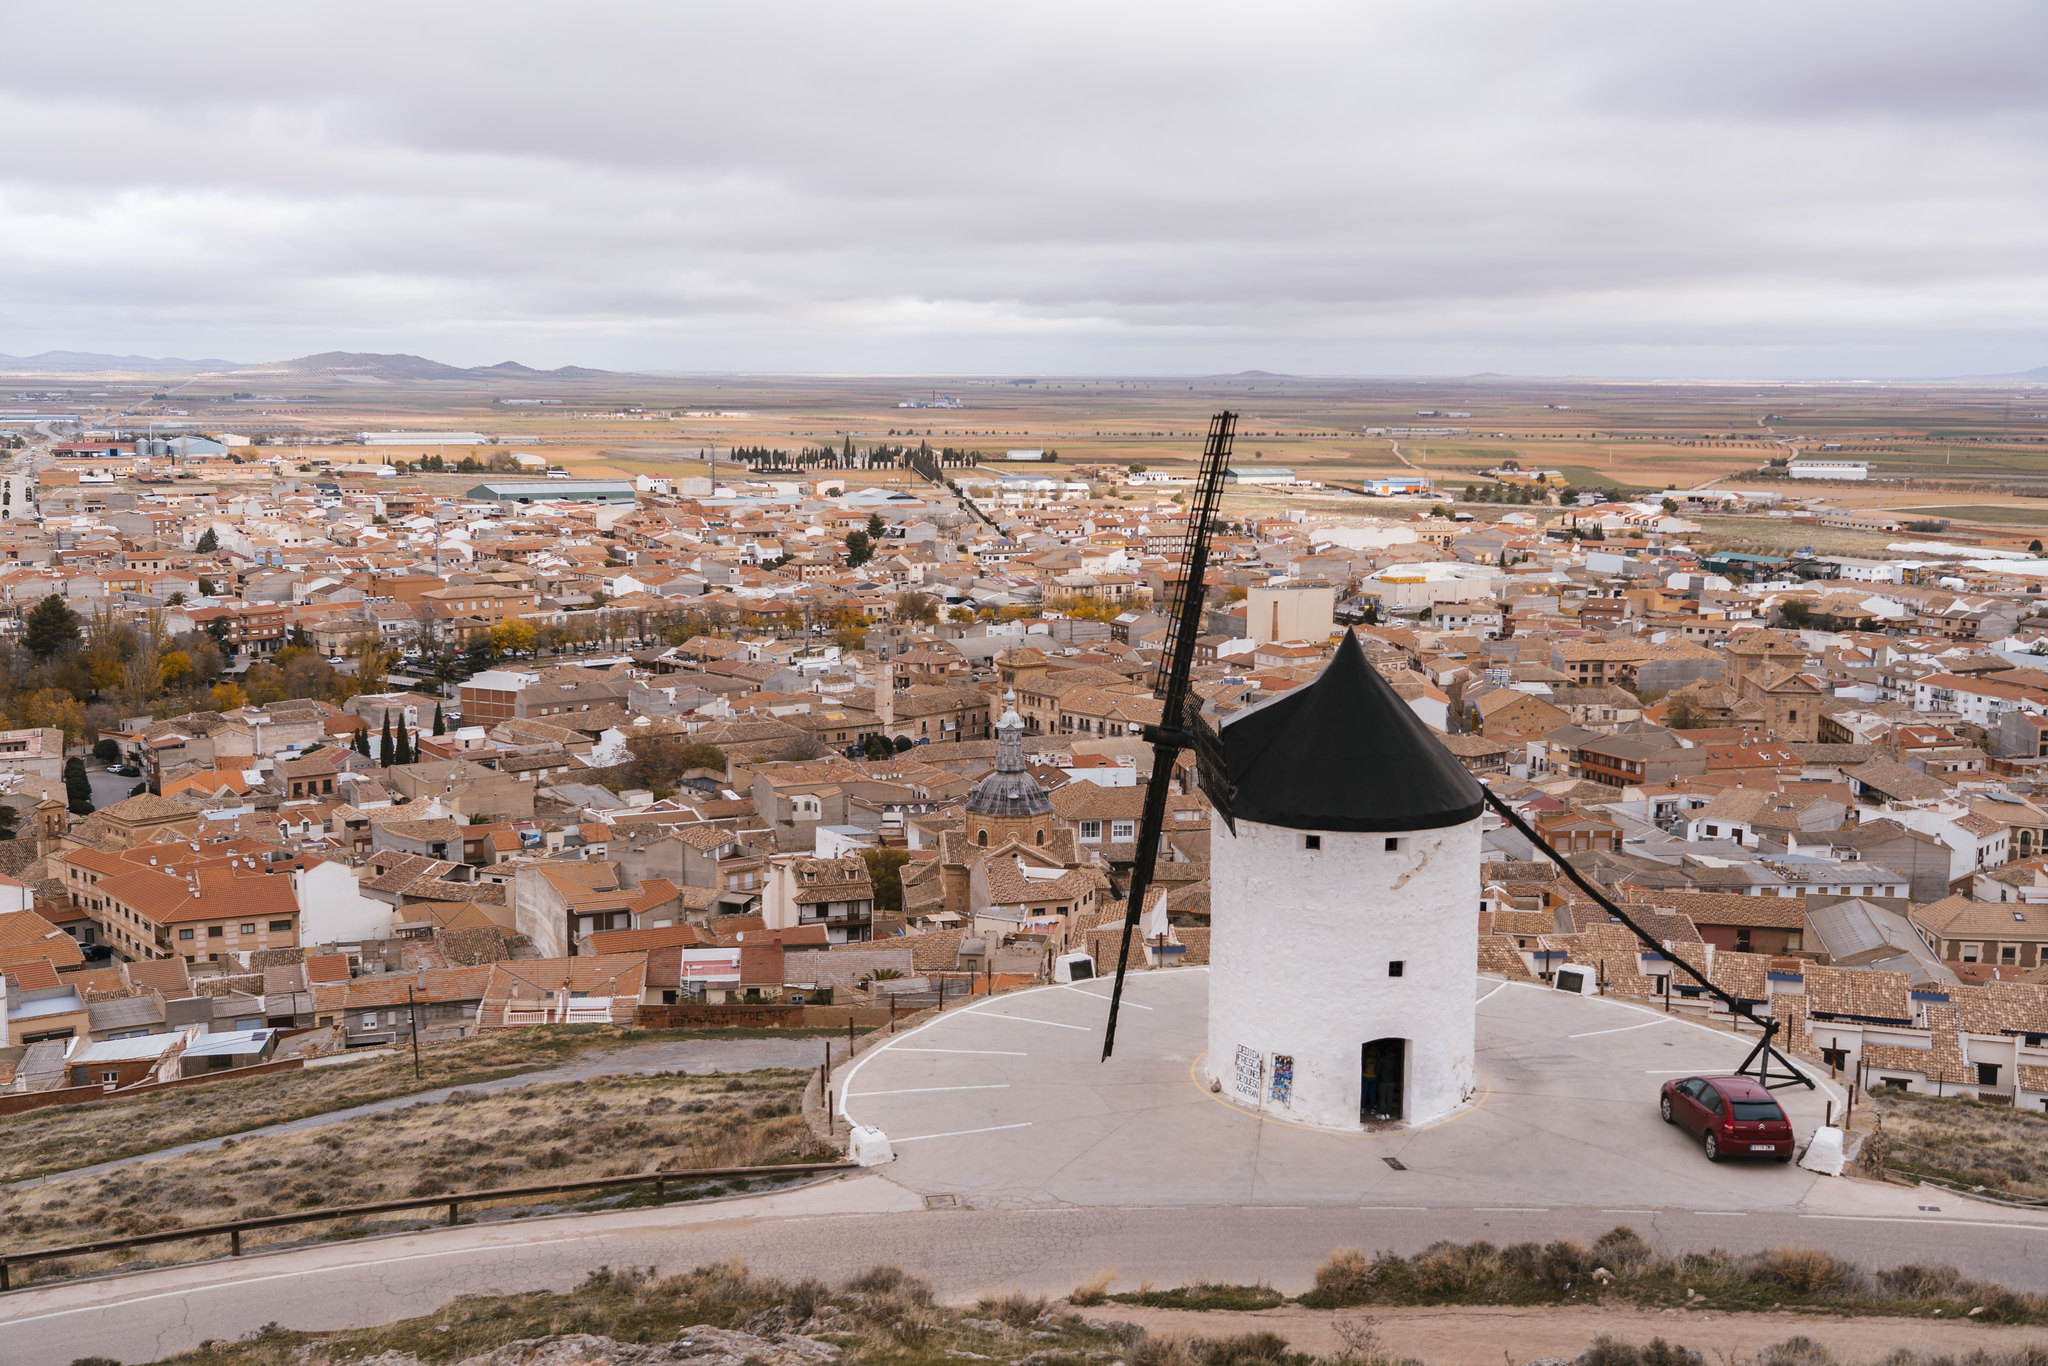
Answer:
47 366 2048 508
1891 504 2048 526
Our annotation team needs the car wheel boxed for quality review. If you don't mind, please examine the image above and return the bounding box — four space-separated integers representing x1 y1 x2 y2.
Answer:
1776 1153 1793 1163
1660 1096 1674 1125
1703 1132 1722 1163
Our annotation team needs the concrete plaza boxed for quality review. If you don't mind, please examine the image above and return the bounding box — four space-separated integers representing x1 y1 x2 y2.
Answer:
838 968 1852 1212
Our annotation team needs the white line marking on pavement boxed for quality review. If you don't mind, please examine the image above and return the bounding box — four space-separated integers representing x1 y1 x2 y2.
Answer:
1248 1205 1305 1210
1496 979 1843 1100
1475 981 1510 1007
1691 1211 1746 1216
0 1236 595 1327
1603 1209 1660 1214
973 1014 1090 1031
885 1047 1029 1056
1569 1019 1669 1039
1367 1206 1430 1211
1801 1213 2048 1231
1474 1207 1549 1213
1058 984 1151 1009
890 1122 1034 1143
848 1085 1012 1097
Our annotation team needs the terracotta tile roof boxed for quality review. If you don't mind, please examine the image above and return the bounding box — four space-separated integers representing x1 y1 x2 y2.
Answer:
1478 934 1534 980
1637 890 1809 930
1803 963 1912 1023
1863 1002 1973 1084
6 958 61 991
1709 950 1770 1004
95 865 299 926
1540 924 1660 996
313 965 494 1012
123 957 191 994
587 924 712 953
899 926 965 972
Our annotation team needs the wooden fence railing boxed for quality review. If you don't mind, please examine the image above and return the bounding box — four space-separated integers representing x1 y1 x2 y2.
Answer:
0 1160 856 1291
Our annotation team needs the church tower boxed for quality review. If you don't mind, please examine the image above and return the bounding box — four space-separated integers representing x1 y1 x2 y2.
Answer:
963 692 1054 850
1207 631 1485 1129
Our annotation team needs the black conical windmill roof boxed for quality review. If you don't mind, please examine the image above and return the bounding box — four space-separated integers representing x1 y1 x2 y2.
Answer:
1221 629 1484 833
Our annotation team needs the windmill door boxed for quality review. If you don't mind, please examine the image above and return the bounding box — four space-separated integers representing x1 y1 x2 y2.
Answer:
1361 1037 1405 1122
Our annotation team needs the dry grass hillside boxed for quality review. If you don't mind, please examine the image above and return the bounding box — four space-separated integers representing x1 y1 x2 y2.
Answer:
1 1068 826 1281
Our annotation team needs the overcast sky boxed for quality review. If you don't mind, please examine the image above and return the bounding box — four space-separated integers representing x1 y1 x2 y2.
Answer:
5 2 2045 377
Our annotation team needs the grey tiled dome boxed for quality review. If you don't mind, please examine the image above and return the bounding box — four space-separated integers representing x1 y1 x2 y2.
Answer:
967 697 1054 818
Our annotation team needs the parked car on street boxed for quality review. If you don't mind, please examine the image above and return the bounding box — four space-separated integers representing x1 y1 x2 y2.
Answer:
1659 1074 1793 1162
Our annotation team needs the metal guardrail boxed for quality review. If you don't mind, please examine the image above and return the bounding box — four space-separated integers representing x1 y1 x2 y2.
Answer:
0 1160 857 1291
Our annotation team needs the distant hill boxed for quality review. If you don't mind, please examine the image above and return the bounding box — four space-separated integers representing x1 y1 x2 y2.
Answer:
236 351 478 382
471 360 614 378
0 350 242 375
2007 365 2048 379
238 352 618 382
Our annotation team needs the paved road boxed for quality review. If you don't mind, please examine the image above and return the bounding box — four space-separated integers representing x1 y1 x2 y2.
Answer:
7 1175 2048 1366
9 1036 830 1190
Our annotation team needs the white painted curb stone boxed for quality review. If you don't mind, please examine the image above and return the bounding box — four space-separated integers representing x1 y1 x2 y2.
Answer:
849 1125 896 1166
1799 1125 1845 1177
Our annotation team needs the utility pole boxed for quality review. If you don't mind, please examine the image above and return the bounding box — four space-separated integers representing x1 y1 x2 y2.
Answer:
406 984 423 1080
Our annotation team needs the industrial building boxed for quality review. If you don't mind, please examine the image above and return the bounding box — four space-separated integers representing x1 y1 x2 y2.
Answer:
465 480 638 504
357 431 490 446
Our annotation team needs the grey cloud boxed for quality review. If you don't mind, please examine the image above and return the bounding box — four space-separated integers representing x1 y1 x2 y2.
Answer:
1 1 2044 374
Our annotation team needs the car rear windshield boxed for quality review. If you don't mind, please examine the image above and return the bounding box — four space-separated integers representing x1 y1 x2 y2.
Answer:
1731 1100 1785 1122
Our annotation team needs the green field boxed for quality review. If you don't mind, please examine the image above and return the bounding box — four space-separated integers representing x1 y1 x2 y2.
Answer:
1892 504 2048 526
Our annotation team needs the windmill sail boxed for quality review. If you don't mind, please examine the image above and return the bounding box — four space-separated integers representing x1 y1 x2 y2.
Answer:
1101 410 1235 1060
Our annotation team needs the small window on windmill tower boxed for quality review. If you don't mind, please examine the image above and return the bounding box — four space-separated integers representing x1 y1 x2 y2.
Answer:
1304 835 1321 851
1385 837 1401 852
1389 961 1404 978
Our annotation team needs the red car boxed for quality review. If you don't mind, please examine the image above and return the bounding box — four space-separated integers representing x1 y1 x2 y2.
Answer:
1659 1074 1794 1162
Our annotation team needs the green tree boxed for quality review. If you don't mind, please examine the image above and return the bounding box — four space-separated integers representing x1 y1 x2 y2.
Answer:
0 806 19 841
23 594 81 660
92 738 120 765
861 847 912 912
2031 540 2043 554
196 527 218 553
895 592 940 626
1362 601 1381 625
380 711 394 767
866 513 886 540
844 529 873 567
862 732 894 760
63 756 93 817
394 719 413 765
353 725 371 757
1778 600 1813 629
290 623 312 649
432 703 445 736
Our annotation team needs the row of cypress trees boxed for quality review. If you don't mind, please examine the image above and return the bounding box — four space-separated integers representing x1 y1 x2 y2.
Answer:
350 703 446 767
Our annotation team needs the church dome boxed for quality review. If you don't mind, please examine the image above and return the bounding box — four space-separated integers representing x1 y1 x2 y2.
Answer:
966 695 1054 818
1222 629 1483 833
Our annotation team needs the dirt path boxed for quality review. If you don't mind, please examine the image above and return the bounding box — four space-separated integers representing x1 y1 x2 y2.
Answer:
1107 1301 2048 1366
